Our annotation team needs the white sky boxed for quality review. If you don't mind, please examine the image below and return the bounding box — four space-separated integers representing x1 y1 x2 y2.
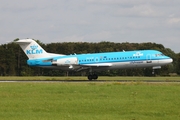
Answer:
0 0 180 53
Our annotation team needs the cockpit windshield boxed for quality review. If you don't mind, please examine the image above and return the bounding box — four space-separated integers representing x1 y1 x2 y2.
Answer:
155 54 164 57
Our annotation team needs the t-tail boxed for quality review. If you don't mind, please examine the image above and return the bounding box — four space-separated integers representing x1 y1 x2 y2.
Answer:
16 39 50 59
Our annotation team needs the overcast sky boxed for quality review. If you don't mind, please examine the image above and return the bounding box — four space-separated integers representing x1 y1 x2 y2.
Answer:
0 0 180 53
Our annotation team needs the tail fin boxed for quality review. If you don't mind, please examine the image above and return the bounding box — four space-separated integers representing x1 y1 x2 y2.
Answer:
16 39 49 59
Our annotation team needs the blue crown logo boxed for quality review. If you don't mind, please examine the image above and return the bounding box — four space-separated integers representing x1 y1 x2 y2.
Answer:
30 45 38 50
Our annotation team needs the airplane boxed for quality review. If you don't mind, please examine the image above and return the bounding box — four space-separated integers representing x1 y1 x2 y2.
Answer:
16 39 173 80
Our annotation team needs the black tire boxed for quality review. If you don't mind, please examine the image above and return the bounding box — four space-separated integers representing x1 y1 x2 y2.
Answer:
93 74 98 80
88 75 92 80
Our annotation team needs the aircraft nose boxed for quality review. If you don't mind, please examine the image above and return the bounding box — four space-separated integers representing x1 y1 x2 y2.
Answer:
158 57 173 65
167 58 173 63
170 58 173 63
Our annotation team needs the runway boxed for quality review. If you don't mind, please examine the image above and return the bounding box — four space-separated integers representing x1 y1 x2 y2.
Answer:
0 80 180 83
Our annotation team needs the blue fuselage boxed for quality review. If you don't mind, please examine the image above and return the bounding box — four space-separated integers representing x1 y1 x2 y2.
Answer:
27 50 172 71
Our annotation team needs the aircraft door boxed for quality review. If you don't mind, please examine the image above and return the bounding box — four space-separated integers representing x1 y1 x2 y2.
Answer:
146 54 152 63
95 57 99 63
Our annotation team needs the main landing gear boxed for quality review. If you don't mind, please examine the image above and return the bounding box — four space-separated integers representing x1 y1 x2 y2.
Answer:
87 68 98 80
87 73 98 81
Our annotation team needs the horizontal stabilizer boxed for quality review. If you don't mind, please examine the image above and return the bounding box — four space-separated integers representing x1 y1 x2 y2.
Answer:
15 39 32 44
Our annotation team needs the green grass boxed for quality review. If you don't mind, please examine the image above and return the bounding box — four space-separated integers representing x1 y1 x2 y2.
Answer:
0 76 180 81
0 82 180 120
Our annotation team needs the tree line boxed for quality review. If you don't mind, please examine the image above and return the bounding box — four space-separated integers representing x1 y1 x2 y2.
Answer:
0 38 179 76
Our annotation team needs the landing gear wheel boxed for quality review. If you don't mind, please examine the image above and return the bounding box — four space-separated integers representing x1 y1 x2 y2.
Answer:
88 75 93 81
87 74 98 81
92 74 98 79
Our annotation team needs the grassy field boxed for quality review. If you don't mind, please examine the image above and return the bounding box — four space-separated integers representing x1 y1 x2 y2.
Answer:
0 82 180 120
0 76 180 81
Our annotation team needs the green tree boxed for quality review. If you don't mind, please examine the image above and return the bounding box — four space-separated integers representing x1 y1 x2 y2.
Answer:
0 38 178 76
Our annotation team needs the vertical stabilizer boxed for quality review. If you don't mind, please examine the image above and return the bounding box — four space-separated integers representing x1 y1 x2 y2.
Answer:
16 39 48 59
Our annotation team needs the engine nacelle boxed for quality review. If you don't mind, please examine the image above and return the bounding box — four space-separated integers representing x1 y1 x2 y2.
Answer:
52 57 78 66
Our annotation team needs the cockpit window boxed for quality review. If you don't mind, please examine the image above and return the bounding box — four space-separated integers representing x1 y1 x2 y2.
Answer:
155 54 164 57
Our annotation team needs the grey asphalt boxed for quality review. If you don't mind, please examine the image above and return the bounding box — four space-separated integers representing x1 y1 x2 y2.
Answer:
0 80 180 83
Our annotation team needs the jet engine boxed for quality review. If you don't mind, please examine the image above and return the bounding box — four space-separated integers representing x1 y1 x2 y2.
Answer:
52 57 78 66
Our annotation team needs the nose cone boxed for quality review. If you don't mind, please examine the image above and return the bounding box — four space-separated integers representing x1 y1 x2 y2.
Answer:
159 57 173 65
166 58 173 64
169 58 173 63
